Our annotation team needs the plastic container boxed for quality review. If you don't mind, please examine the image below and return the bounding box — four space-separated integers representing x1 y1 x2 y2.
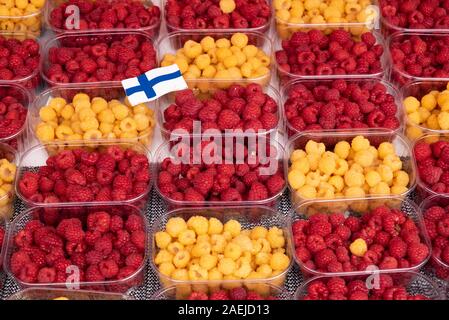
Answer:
162 0 271 35
280 78 404 137
151 283 292 300
158 31 272 92
389 32 449 86
285 130 417 206
0 9 43 38
15 141 152 209
4 203 148 292
154 136 286 209
29 84 156 148
0 32 40 90
401 81 449 141
290 196 431 277
150 206 293 295
274 27 387 85
295 271 444 300
156 84 283 141
413 133 449 201
41 30 157 87
0 83 32 151
44 0 161 40
8 288 132 300
0 142 18 220
420 194 449 281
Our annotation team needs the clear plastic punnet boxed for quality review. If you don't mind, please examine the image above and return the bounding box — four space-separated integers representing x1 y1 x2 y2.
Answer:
401 81 449 141
29 84 156 149
420 194 449 281
45 0 161 39
274 26 387 85
15 141 152 209
41 30 157 87
156 84 283 141
280 78 404 137
413 133 449 201
388 32 449 86
290 196 431 277
150 206 293 295
285 130 416 206
7 288 132 300
295 271 444 300
0 142 18 220
162 0 272 35
151 283 292 300
4 203 148 292
154 135 286 209
157 31 273 92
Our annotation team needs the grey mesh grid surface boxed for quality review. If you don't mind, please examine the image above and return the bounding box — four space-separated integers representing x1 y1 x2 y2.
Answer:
1 189 448 300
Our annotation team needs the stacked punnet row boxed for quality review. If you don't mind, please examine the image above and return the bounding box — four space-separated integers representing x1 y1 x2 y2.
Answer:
0 0 449 301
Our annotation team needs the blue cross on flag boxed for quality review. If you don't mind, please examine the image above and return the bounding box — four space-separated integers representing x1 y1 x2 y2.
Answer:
121 64 188 106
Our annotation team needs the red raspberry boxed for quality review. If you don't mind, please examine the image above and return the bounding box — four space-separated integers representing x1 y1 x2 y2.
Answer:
414 142 432 162
327 277 347 295
85 264 105 282
265 175 284 196
191 171 214 196
419 166 443 185
37 267 56 283
389 237 408 259
189 292 209 300
229 287 247 300
96 153 116 171
306 234 326 253
98 259 119 279
87 211 111 233
344 216 360 232
217 109 240 130
19 172 39 198
17 262 39 283
55 150 76 170
94 236 113 256
247 182 268 201
407 243 429 265
210 290 229 300
125 214 144 232
437 217 449 237
125 253 143 270
130 230 145 251
309 220 332 237
220 188 242 201
184 187 205 201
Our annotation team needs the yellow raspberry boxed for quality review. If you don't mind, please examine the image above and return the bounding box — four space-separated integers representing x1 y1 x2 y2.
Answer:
0 162 15 183
216 38 231 48
377 164 393 184
173 250 190 268
296 185 317 199
36 124 55 141
224 219 241 237
291 157 310 174
80 117 99 132
183 40 203 59
39 106 57 122
344 170 365 187
391 185 408 195
267 227 285 249
334 158 349 176
199 254 218 271
365 171 381 188
48 97 67 114
354 150 374 167
111 103 129 120
119 117 137 133
394 170 410 187
288 170 306 190
155 250 173 265
383 154 403 172
305 140 325 155
83 129 102 140
91 97 108 114
155 231 172 249
351 136 370 152
171 268 188 280
99 122 113 135
377 142 395 159
421 93 437 111
210 234 226 253
73 98 91 112
98 109 115 124
158 262 175 277
200 36 215 52
305 172 321 187
334 141 351 159
270 252 290 271
329 175 344 192
224 242 242 260
187 216 209 236
250 226 268 240
408 111 421 125
55 125 74 140
349 238 367 257
438 111 449 130
438 91 449 107
59 104 74 120
370 181 391 195
404 96 420 113
427 114 441 130
290 149 307 162
207 217 223 235
231 33 248 49
418 107 431 122
318 156 336 175
242 45 258 59
178 229 196 246
166 217 187 238
78 107 96 121
218 258 236 275
167 242 184 255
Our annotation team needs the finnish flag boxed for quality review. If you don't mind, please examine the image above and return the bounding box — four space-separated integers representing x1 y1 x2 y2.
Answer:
122 64 188 106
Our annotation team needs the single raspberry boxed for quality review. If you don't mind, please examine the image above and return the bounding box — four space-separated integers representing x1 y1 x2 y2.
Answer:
189 292 209 300
87 211 111 233
309 220 332 238
217 109 240 130
414 142 432 162
407 243 429 265
210 290 229 300
125 214 144 232
98 259 119 278
37 267 57 283
306 234 326 253
247 182 268 201
437 217 449 237
125 253 143 270
389 237 408 259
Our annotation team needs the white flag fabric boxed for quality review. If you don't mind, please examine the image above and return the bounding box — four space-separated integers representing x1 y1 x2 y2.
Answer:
121 64 188 106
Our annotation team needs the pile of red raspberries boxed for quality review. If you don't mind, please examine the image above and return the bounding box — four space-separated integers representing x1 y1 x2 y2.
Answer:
292 206 429 273
9 209 145 285
380 0 449 30
423 204 449 279
414 140 449 194
390 34 449 82
188 287 276 300
49 0 160 32
302 275 429 300
0 91 28 140
284 79 400 134
275 30 383 76
165 0 271 30
0 36 40 88
163 84 279 134
18 147 151 204
45 34 156 84
158 141 285 203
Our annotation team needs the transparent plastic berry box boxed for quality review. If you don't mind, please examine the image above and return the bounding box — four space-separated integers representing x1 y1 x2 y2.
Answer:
154 135 286 209
413 133 449 201
156 84 283 141
162 0 272 35
285 130 417 206
151 283 292 300
280 78 404 137
15 141 152 209
290 196 431 278
274 26 388 85
388 32 449 86
7 288 132 300
0 32 41 90
4 203 148 293
40 30 157 87
44 0 161 40
0 142 18 220
420 194 449 281
28 83 156 149
295 271 444 300
401 81 449 141
150 206 293 294
0 7 43 38
157 31 272 92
